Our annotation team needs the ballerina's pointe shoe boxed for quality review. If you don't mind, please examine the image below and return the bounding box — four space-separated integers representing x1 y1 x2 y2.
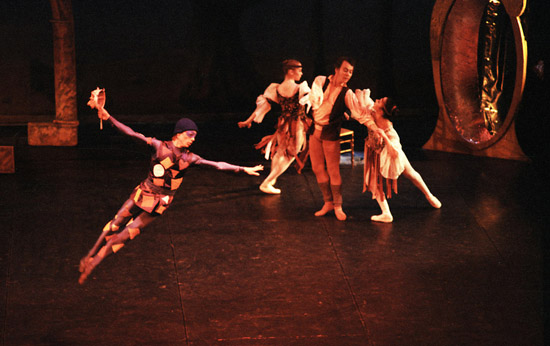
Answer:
259 184 281 194
371 213 393 223
314 202 334 216
334 206 347 221
427 195 442 209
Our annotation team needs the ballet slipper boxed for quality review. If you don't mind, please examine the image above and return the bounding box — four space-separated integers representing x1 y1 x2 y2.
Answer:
78 272 89 285
334 206 347 221
371 213 393 223
427 194 441 208
315 202 334 216
372 198 393 222
259 183 281 194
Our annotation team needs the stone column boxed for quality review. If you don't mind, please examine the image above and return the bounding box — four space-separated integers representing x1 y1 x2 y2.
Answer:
28 0 78 146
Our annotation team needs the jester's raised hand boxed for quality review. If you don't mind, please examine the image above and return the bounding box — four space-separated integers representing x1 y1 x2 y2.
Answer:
87 87 105 110
87 87 107 128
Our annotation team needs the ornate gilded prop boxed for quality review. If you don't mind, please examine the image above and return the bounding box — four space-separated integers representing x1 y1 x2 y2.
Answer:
424 0 528 160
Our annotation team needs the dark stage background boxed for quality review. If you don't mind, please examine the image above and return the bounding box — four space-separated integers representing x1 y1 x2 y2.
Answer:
0 0 548 160
0 2 548 344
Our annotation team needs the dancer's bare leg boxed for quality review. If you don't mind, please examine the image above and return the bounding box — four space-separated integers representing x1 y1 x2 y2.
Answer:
371 194 393 223
401 162 441 208
260 152 294 194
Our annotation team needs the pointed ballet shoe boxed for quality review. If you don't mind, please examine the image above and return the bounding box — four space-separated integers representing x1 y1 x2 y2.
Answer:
334 206 347 221
78 272 88 285
260 184 281 194
315 202 334 216
371 213 393 223
78 272 90 285
427 195 442 208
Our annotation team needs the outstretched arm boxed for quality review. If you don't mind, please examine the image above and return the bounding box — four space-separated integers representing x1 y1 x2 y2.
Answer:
238 112 258 129
191 153 264 175
346 89 386 147
238 84 278 128
243 165 264 176
345 89 377 130
98 108 158 146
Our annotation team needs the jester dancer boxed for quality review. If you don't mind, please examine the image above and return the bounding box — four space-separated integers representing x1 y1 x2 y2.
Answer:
308 57 379 221
238 59 311 194
79 91 263 284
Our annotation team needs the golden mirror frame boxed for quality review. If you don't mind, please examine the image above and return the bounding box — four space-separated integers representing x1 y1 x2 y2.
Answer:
424 0 528 160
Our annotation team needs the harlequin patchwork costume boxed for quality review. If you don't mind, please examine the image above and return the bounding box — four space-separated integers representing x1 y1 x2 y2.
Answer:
78 115 258 284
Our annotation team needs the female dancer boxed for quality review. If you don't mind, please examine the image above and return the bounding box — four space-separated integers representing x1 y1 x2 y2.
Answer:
79 100 263 284
238 59 311 194
364 97 441 223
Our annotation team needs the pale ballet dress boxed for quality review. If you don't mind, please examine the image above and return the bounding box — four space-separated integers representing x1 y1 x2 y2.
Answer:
363 125 408 199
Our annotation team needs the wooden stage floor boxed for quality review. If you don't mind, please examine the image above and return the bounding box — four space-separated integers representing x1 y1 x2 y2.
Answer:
0 119 546 345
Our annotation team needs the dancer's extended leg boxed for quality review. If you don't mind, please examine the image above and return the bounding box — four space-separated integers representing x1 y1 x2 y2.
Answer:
401 162 441 208
78 210 157 284
79 199 136 272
